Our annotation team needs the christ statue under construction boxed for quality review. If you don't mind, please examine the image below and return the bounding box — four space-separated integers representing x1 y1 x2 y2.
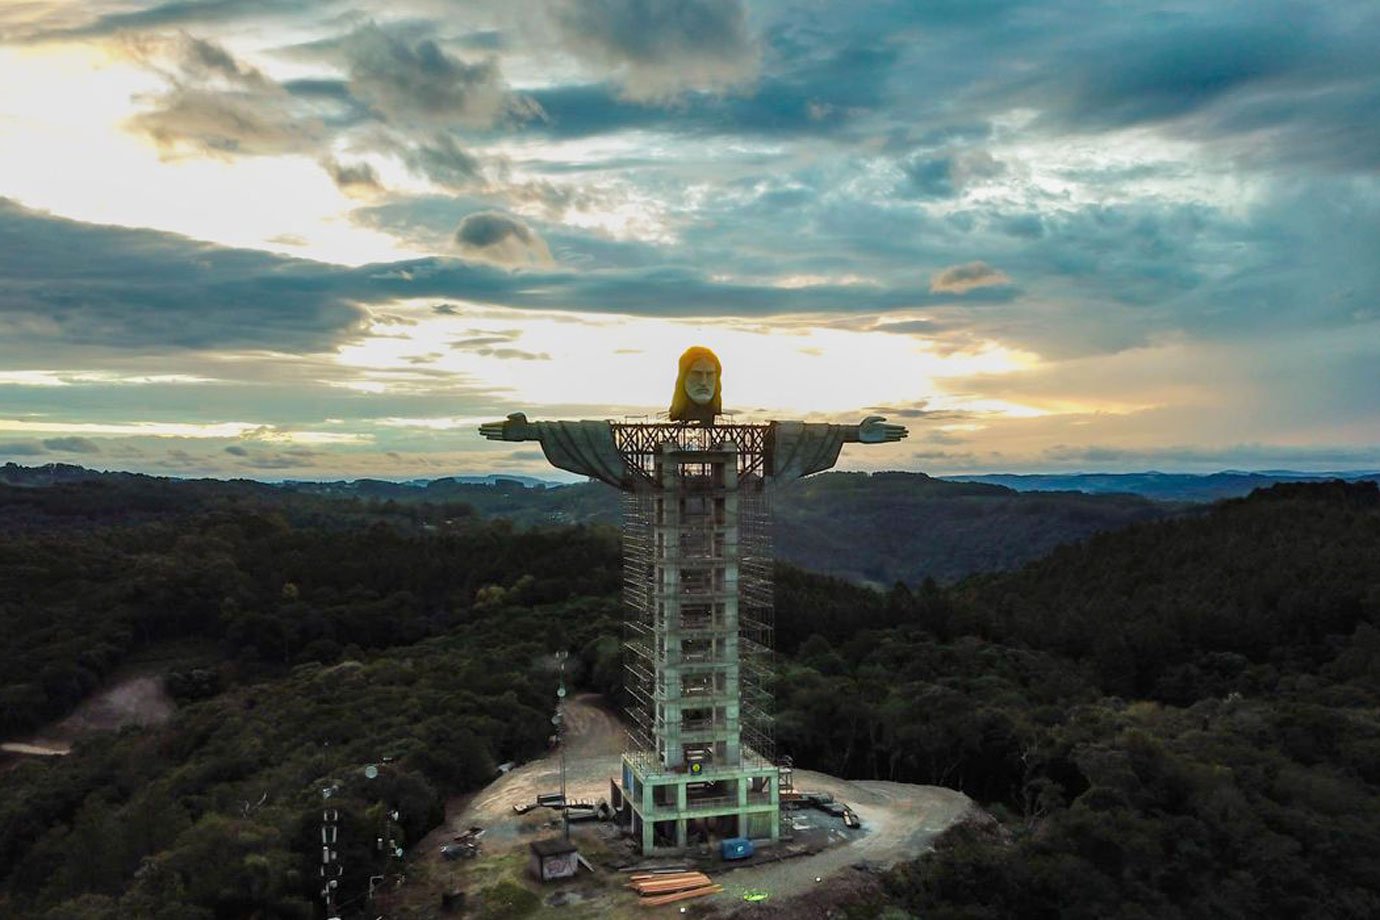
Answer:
480 347 906 854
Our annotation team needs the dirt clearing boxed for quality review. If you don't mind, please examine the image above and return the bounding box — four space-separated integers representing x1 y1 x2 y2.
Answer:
396 694 974 918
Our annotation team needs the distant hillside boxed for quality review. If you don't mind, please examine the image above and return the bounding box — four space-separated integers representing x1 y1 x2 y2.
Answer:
945 469 1380 501
956 477 1380 699
772 471 1175 585
0 464 1178 585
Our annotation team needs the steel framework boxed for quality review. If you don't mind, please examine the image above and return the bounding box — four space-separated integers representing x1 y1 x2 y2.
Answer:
616 423 779 853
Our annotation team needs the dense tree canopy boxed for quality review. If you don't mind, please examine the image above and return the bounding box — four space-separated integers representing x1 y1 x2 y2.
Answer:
3 476 1377 918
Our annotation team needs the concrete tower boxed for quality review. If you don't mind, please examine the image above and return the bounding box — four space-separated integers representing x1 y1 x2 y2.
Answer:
620 437 779 853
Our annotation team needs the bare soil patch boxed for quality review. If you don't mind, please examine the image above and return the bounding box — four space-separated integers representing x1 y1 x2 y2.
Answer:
2 675 175 762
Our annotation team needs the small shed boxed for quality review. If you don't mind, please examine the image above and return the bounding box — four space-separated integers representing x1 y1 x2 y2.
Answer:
529 838 579 882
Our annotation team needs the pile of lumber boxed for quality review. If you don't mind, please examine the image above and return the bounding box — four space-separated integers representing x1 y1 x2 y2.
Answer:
626 870 722 907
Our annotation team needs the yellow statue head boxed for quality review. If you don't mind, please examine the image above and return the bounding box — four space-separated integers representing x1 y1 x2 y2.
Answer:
669 346 722 423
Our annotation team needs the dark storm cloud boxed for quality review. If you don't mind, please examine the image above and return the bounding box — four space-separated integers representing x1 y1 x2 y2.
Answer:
0 199 369 350
555 0 757 99
42 437 101 454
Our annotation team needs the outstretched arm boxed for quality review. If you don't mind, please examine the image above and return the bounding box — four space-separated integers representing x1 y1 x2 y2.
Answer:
846 415 908 444
479 412 538 442
771 416 908 482
477 414 630 488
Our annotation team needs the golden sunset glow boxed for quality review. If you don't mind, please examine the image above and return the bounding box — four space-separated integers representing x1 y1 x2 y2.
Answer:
330 306 1044 421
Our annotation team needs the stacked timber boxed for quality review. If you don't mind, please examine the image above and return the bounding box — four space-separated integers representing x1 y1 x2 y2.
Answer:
626 870 722 907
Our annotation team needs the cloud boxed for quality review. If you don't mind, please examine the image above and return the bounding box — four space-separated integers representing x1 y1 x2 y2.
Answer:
523 40 895 139
1043 442 1380 469
554 0 758 101
322 157 383 196
0 441 47 456
172 34 272 88
401 134 485 190
477 348 550 361
124 36 325 158
224 444 249 456
451 334 520 349
235 447 320 469
0 199 369 351
12 0 343 42
865 401 975 421
129 87 323 157
41 436 101 453
454 212 553 265
1033 17 1310 130
336 23 538 128
899 149 1005 199
930 261 1012 294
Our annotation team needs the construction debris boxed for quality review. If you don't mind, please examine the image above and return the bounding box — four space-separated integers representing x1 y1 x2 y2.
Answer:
627 870 721 906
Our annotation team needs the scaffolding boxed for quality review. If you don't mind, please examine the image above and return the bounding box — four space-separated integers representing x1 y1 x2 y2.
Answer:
616 424 779 854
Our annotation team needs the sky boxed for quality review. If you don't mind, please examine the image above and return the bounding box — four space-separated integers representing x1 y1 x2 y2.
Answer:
0 0 1377 481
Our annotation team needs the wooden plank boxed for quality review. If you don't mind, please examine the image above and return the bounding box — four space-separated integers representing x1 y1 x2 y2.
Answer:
629 875 712 894
627 871 704 882
639 885 723 907
633 876 711 892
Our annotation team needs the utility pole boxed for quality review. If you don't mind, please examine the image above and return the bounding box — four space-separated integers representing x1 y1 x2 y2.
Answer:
555 650 569 841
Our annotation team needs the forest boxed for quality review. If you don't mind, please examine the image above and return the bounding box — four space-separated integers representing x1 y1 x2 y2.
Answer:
0 462 1176 585
1 474 1378 918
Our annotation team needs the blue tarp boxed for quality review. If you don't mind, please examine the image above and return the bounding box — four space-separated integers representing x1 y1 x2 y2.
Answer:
721 837 754 860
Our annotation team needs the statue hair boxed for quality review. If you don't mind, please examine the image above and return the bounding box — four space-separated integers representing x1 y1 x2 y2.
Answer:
669 346 722 423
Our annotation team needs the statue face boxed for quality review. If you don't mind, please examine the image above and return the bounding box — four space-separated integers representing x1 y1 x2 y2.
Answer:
684 357 718 405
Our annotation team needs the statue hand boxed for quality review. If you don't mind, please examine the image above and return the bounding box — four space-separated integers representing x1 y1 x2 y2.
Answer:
479 412 535 442
858 415 907 444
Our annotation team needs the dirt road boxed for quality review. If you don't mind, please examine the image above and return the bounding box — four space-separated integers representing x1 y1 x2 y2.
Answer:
2 675 174 762
438 693 626 847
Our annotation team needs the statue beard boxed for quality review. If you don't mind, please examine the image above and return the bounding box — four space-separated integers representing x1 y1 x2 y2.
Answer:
674 400 718 424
